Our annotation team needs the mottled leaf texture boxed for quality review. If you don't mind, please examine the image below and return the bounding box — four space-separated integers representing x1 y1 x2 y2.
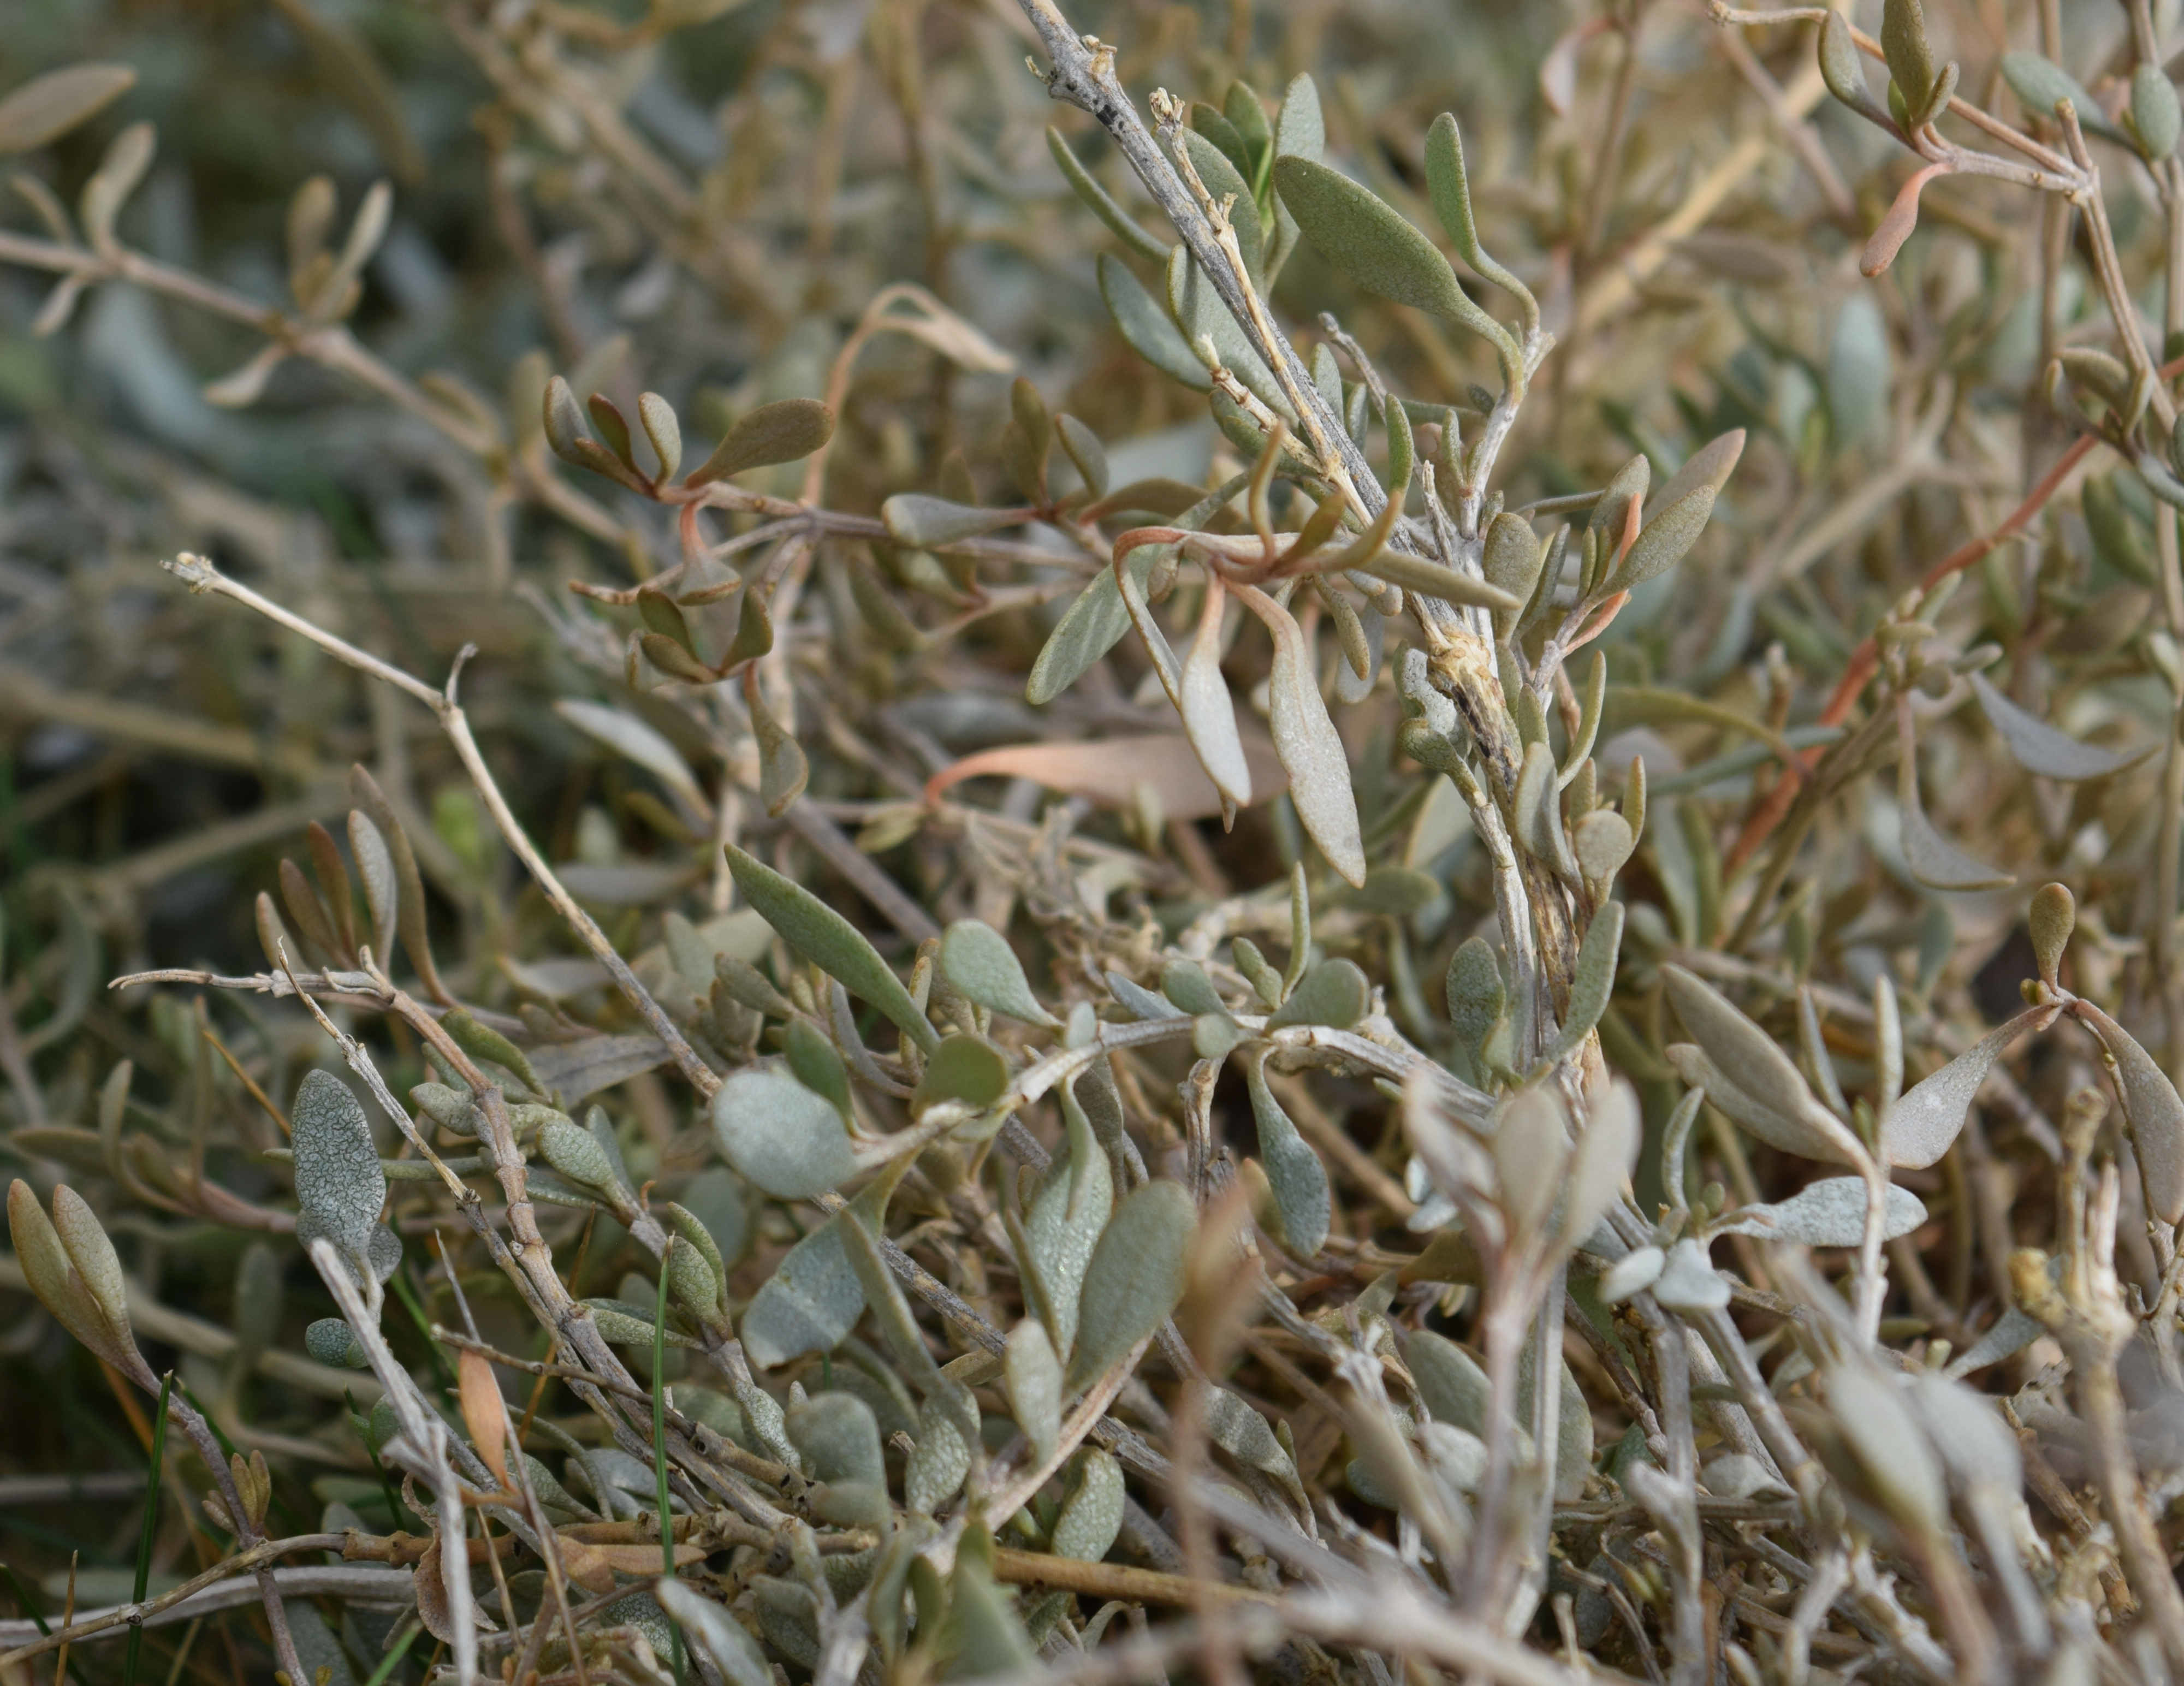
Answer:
1268 958 1369 1030
1880 1013 2033 1169
304 1317 365 1368
1712 1178 1927 1245
724 844 939 1054
1004 1318 1064 1463
1021 1079 1114 1361
740 1176 893 1368
657 1578 773 1686
0 63 135 153
2073 1001 2184 1224
292 1070 385 1267
1051 1448 1126 1561
1067 1180 1194 1390
1239 586 1366 884
711 1067 860 1200
1967 672 2141 780
684 398 834 487
1245 1053 1331 1255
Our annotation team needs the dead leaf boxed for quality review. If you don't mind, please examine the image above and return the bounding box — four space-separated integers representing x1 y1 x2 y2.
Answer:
925 733 1286 822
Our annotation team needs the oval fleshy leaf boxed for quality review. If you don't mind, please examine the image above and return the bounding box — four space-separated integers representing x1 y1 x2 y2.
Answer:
1238 585 1365 885
725 844 938 1054
1051 1447 1126 1561
1244 1053 1330 1255
1711 1178 1928 1245
293 1070 385 1267
712 1067 859 1201
1004 1318 1063 1464
683 398 834 487
1271 156 1517 379
1880 1014 2031 1169
940 919 1059 1026
0 63 136 154
1179 576 1253 812
1066 1180 1193 1391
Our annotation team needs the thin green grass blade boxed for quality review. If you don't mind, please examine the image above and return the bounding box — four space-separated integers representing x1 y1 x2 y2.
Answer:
361 1622 422 1686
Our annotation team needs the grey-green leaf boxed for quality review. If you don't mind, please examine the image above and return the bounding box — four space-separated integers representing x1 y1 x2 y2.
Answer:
1022 1080 1114 1360
0 64 136 154
1880 1015 2025 1169
1004 1318 1063 1463
1180 128 1262 280
1826 294 1891 448
1051 1448 1125 1560
882 494 1026 548
1047 129 1166 262
1897 756 2013 892
1546 901 1622 1064
293 1070 385 1266
1968 672 2142 780
1712 1178 1927 1246
725 844 939 1053
1245 1053 1330 1255
657 1578 773 1686
1879 0 1936 114
1245 589 1365 886
1269 74 1324 267
712 1067 859 1201
2074 1000 2184 1224
1445 936 1506 1050
741 1180 892 1368
1268 958 1369 1030
1099 253 1211 391
304 1316 367 1369
684 398 834 487
1066 1180 1194 1391
1607 485 1714 592
940 919 1059 1026
1271 156 1517 381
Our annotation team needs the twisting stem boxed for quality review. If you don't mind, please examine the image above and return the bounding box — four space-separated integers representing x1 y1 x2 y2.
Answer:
158 551 721 1099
